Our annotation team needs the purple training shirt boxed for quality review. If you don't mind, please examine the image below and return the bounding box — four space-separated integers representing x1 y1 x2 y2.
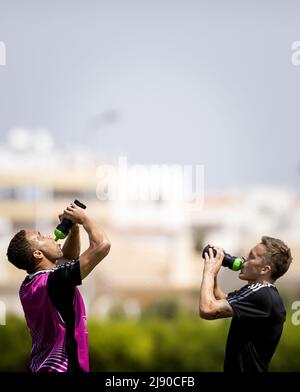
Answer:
19 266 89 372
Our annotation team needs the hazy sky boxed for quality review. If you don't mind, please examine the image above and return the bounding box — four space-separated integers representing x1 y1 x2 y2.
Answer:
0 0 300 190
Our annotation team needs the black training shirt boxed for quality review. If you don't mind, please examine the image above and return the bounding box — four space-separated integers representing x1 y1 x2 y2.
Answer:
47 258 83 372
224 283 286 372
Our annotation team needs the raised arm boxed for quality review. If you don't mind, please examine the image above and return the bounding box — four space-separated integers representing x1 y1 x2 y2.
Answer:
79 216 111 279
214 276 227 300
61 223 81 260
62 203 111 280
199 247 233 320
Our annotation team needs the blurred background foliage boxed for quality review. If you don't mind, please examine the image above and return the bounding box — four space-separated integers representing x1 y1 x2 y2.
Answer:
0 296 299 372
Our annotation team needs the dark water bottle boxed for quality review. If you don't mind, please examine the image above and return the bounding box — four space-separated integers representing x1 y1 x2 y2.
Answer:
202 245 244 271
54 199 87 240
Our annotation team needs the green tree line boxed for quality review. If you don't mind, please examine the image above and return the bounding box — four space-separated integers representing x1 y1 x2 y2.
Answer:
0 313 299 371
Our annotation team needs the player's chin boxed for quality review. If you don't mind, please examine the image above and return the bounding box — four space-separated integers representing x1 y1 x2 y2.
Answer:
238 271 247 280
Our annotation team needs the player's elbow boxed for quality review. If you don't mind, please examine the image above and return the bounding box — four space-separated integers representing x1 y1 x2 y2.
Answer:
104 240 111 255
199 306 215 320
97 240 111 258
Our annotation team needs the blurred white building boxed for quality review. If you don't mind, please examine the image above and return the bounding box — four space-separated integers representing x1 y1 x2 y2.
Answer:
0 127 299 318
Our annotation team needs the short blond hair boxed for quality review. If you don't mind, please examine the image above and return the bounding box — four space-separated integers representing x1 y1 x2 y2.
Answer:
261 236 292 281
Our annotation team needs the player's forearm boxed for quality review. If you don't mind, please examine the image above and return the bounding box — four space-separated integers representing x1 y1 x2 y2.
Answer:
62 224 81 259
82 216 108 247
214 277 226 300
78 217 111 280
199 270 218 316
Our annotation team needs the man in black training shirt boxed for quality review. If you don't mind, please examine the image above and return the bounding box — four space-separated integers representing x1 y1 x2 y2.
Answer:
199 236 292 372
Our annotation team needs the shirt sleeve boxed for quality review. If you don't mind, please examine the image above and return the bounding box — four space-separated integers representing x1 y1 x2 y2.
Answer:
47 258 82 289
227 286 273 320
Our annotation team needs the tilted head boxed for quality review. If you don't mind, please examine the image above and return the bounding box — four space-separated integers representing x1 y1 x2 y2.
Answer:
7 229 63 273
239 236 292 284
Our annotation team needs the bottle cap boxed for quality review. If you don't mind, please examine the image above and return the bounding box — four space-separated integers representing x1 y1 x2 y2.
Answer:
232 258 244 271
54 228 67 240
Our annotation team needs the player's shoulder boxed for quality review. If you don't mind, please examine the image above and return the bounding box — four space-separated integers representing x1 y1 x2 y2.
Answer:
25 269 53 283
229 283 275 303
19 270 52 296
53 258 79 270
247 282 275 292
47 258 81 288
245 283 280 305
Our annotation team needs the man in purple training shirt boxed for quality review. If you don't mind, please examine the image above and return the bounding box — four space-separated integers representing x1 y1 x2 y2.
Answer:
6 202 111 372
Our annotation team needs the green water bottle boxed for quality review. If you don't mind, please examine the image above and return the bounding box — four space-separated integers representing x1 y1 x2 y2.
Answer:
202 245 244 271
54 199 86 240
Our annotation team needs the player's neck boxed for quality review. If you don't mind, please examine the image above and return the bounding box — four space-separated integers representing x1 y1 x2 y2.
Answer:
29 259 56 274
248 278 274 285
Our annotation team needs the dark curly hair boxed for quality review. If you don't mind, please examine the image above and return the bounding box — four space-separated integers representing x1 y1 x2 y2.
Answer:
7 230 35 272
